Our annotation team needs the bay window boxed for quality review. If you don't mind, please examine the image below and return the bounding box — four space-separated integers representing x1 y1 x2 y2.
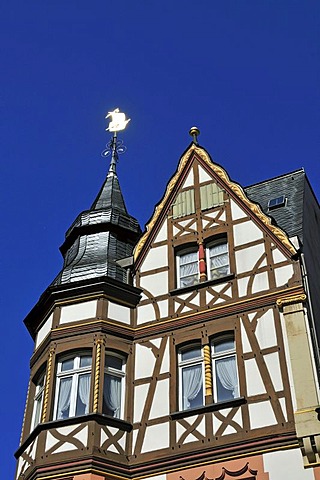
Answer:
103 352 126 418
53 352 92 420
211 335 239 402
178 345 204 410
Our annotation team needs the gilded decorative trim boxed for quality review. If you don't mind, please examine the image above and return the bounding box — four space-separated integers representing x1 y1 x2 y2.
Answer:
41 347 55 423
93 339 104 413
133 144 297 262
203 344 212 397
276 294 307 309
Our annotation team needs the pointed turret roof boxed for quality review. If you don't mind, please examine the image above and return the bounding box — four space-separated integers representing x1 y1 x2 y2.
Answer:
52 155 141 286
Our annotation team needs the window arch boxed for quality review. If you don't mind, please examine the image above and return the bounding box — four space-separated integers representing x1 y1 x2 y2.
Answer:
178 344 204 410
103 351 126 418
211 333 239 402
53 351 92 420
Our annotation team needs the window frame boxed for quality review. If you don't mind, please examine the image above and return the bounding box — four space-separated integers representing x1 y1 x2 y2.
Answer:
103 351 126 419
31 370 45 430
211 334 239 403
205 238 230 281
178 344 205 411
176 246 199 289
53 351 92 421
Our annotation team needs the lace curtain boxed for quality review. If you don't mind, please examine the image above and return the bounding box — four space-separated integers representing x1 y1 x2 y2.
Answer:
216 356 239 398
209 243 229 278
182 364 203 409
104 374 121 418
57 377 72 419
78 374 91 414
180 252 198 287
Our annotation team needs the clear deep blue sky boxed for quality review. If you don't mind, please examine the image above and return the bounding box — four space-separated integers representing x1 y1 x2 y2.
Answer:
1 1 319 476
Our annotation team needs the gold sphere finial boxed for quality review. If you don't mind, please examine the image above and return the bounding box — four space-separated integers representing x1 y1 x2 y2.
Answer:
189 126 200 144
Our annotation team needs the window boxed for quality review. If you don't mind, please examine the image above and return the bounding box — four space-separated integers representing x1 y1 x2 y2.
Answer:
172 190 195 219
176 248 199 288
211 335 239 402
31 371 45 429
103 352 126 418
178 345 204 410
268 195 286 210
53 353 92 420
206 240 229 280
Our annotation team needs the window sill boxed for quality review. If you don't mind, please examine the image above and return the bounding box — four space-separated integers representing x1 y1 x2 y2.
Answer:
170 396 246 420
15 413 132 459
170 274 235 296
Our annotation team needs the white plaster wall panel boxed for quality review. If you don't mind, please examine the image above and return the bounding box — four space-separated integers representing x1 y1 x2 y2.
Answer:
140 245 168 273
213 408 230 434
238 277 249 298
198 165 212 183
178 417 206 444
36 313 53 348
280 313 297 410
264 352 283 392
149 379 170 419
272 248 288 264
182 167 194 187
235 244 265 274
149 338 162 348
274 264 294 287
45 431 59 450
73 426 88 446
233 221 264 247
60 300 97 324
58 424 81 435
143 474 166 480
101 427 108 446
108 301 131 324
140 271 168 297
134 384 149 422
203 210 226 222
245 359 266 396
232 407 243 427
255 309 277 349
29 437 38 460
160 341 170 374
279 397 288 422
107 444 119 453
264 448 315 479
230 199 247 221
137 303 156 324
249 401 277 429
157 299 168 319
222 425 237 435
54 442 78 453
252 271 269 294
135 344 156 379
154 222 168 243
141 423 169 452
240 321 251 354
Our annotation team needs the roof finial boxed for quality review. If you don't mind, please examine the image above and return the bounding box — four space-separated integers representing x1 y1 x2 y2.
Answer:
101 108 131 174
189 126 200 145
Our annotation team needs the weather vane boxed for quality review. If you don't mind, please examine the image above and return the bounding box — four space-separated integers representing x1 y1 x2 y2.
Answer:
101 108 131 170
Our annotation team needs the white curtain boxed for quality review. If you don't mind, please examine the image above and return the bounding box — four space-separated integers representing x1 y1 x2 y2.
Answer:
216 356 239 398
210 244 229 278
182 364 203 409
78 374 91 414
104 374 121 417
57 377 72 419
180 252 198 286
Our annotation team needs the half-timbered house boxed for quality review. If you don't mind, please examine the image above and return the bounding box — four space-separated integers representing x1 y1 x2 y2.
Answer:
15 128 320 480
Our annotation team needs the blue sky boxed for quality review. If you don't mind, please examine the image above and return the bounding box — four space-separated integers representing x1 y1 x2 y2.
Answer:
1 1 319 477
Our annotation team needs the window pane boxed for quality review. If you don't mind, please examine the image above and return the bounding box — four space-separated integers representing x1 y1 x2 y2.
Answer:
56 377 72 419
33 395 43 427
181 346 202 361
76 373 91 416
209 243 229 279
61 358 74 372
106 355 123 370
214 338 235 353
182 364 203 410
179 251 198 287
215 356 238 401
103 373 122 417
80 355 92 368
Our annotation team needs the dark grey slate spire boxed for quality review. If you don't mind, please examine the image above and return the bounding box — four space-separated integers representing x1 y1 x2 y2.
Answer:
52 157 141 286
